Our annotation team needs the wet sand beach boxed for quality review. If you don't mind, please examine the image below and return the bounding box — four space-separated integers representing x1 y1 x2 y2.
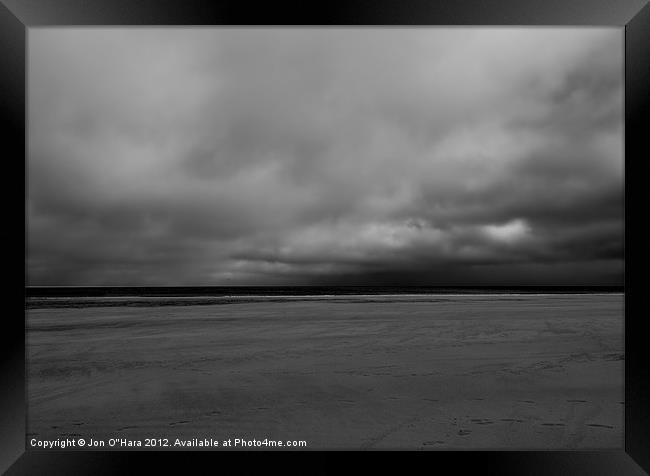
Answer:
27 293 623 449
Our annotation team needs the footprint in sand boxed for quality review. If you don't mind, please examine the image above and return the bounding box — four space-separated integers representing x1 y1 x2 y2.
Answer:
470 419 494 425
168 420 190 427
587 423 614 429
423 440 446 446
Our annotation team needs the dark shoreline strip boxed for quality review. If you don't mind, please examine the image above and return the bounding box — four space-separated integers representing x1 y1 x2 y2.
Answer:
25 285 624 299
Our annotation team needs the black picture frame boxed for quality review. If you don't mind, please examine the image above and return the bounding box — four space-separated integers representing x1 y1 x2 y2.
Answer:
2 0 648 474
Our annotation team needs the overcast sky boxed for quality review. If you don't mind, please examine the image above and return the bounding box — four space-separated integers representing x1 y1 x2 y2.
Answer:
27 28 623 286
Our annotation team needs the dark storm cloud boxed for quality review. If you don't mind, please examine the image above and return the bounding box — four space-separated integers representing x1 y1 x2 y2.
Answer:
27 28 623 286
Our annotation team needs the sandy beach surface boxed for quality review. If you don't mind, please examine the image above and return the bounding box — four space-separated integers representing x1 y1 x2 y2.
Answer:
27 293 623 449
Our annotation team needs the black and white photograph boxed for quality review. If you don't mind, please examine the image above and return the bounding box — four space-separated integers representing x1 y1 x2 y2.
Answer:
25 27 624 450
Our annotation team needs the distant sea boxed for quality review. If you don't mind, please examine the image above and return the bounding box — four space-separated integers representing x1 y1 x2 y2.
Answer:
26 285 624 297
25 285 623 310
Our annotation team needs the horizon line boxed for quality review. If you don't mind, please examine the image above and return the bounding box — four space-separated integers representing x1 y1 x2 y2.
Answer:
25 284 624 288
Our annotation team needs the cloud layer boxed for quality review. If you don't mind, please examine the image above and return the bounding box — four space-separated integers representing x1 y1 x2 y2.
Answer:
27 28 623 286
